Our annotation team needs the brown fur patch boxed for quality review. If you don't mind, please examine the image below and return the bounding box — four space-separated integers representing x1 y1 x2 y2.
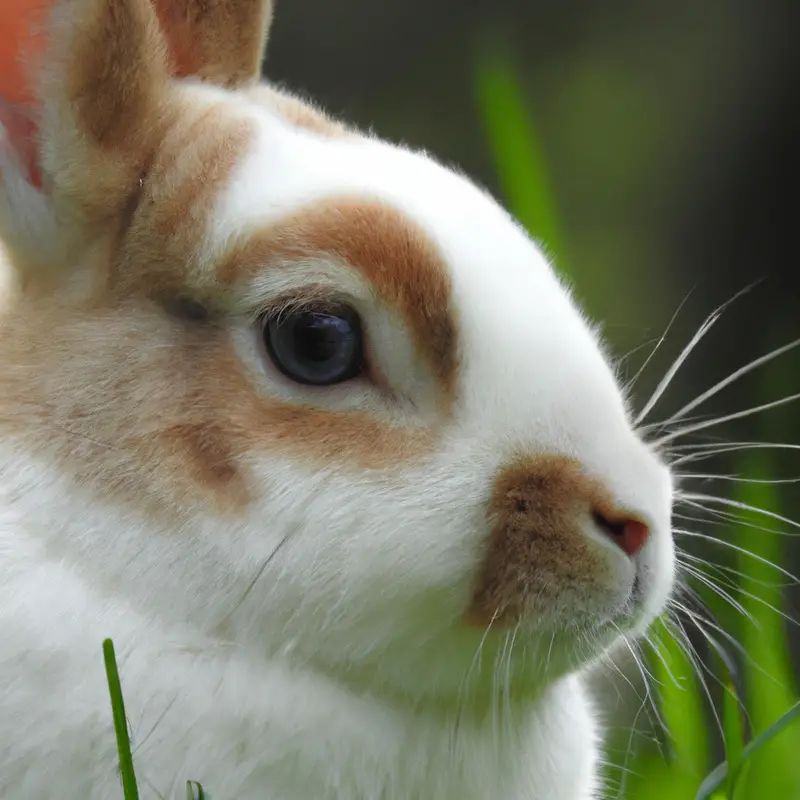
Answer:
117 100 256 298
466 456 619 628
67 0 169 151
32 0 174 221
243 84 352 138
13 0 270 227
152 0 272 87
219 197 460 402
0 297 249 517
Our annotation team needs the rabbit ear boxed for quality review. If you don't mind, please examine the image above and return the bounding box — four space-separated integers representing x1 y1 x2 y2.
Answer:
152 0 273 88
0 0 174 263
0 0 272 271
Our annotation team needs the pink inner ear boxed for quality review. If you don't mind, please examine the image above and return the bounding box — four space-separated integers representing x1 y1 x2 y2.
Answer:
0 100 41 188
151 0 201 79
0 0 51 190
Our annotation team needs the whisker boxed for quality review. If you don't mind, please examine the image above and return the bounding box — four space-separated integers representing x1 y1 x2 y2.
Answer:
677 472 800 486
627 289 694 391
678 549 793 589
636 312 721 426
661 614 725 744
680 492 800 533
655 393 800 446
670 593 749 662
673 528 799 584
668 442 800 467
671 591 784 694
676 562 756 624
659 337 800 425
668 440 800 453
635 283 759 425
678 498 797 538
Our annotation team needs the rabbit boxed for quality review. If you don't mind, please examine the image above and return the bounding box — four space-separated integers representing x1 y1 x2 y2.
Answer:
0 0 676 797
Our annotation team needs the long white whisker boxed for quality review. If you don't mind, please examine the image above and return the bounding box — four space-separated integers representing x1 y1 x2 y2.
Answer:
677 472 800 486
662 615 725 743
636 314 720 425
680 492 800 533
659 337 800 425
674 528 799 583
669 440 800 453
655 393 800 445
678 549 793 589
628 290 694 391
676 561 756 624
678 498 796 537
635 283 759 424
670 594 749 660
668 442 800 466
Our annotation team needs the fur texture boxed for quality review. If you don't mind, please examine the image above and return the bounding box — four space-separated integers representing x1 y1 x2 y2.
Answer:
0 1 675 797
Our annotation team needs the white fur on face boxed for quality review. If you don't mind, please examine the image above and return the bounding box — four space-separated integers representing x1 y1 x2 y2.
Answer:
198 89 677 679
0 80 675 800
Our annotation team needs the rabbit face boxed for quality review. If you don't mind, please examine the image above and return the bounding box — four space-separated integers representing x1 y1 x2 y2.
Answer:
0 0 675 706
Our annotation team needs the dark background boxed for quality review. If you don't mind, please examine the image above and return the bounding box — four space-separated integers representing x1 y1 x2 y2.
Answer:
262 0 799 753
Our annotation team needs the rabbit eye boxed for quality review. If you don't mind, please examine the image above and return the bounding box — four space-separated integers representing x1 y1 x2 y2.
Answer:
262 307 365 386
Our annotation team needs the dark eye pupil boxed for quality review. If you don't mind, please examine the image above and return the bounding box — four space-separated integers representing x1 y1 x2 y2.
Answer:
295 314 348 363
264 308 364 386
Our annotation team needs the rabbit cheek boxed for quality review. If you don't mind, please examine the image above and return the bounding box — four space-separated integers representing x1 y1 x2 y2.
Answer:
158 420 251 510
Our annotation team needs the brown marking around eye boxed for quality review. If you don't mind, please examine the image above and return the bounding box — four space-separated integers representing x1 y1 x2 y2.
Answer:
217 197 460 406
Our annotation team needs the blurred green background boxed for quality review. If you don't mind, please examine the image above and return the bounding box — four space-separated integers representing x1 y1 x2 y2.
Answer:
265 2 799 798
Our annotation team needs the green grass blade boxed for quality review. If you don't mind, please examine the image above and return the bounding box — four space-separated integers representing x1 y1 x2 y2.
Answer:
622 616 709 799
734 448 800 799
694 701 800 800
721 667 745 799
186 780 208 799
653 616 710 782
472 41 568 275
102 638 139 800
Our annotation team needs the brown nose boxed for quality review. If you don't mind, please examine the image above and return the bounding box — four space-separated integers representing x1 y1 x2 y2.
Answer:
466 455 654 628
592 511 649 557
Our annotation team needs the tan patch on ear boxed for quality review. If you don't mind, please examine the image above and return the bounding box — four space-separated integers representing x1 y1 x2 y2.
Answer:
32 0 174 222
118 101 256 298
219 197 460 404
67 0 170 151
153 0 272 87
242 84 352 138
466 456 616 628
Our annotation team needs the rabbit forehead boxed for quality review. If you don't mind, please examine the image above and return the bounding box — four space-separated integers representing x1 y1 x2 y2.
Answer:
201 103 571 395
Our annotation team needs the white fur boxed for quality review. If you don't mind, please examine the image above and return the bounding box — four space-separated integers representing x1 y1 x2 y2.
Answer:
0 80 675 798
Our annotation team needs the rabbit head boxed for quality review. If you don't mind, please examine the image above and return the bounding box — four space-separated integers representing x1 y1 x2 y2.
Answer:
0 0 675 705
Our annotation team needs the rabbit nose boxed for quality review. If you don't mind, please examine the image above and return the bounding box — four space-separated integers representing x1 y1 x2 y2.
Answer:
591 511 649 557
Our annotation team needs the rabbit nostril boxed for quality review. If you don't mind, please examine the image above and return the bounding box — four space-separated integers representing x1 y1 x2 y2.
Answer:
592 511 649 557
